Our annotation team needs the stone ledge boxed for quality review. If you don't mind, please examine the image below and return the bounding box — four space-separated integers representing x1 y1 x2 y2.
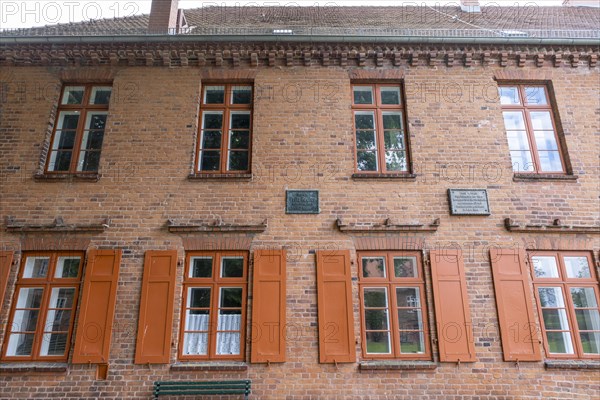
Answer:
513 173 578 182
0 362 68 373
170 362 248 372
352 173 417 181
188 173 252 181
544 360 600 370
359 361 437 371
34 173 100 182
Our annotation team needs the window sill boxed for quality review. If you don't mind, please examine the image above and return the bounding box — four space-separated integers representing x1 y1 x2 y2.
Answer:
544 360 600 370
188 173 252 181
34 173 100 182
359 361 437 371
170 362 248 372
352 173 417 181
0 362 68 373
513 173 578 182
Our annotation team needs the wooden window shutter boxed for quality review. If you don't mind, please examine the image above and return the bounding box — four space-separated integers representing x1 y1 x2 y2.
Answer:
315 250 355 363
430 249 476 362
72 249 122 364
0 251 14 310
251 249 286 363
134 250 177 364
489 248 541 361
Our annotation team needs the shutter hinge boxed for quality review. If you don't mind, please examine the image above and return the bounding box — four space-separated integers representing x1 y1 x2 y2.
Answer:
424 257 431 267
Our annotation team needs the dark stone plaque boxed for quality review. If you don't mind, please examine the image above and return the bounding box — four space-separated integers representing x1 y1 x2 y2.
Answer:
448 189 490 215
286 190 319 214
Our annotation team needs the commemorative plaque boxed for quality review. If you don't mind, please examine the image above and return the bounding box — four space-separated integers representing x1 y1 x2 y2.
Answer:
286 190 319 214
448 189 490 215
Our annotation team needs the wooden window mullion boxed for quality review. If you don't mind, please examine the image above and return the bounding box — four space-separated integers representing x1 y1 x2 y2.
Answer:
519 86 542 173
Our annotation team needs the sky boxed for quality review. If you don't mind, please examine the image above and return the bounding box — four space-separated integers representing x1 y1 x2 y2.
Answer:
0 0 567 30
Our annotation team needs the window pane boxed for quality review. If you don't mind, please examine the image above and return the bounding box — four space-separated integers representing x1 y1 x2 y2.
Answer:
190 257 212 278
365 309 389 330
48 288 75 309
530 111 553 130
202 112 223 129
542 309 570 330
533 131 559 150
61 86 85 105
366 332 390 354
12 310 39 332
189 288 211 308
400 331 425 354
40 333 68 356
510 151 534 172
396 288 421 307
230 112 250 129
356 130 376 150
380 87 401 105
77 151 101 172
546 332 575 354
502 111 526 130
202 131 222 149
48 151 73 172
506 130 530 151
55 257 81 278
538 151 563 172
362 257 386 278
384 131 404 150
231 86 252 104
216 332 241 355
204 86 225 104
354 87 373 104
398 309 422 330
357 151 377 171
580 332 600 354
538 287 566 307
355 113 375 129
363 288 387 307
220 287 242 308
52 130 76 151
44 309 72 332
15 287 43 308
228 151 249 171
89 86 112 105
229 131 250 150
532 256 559 278
382 113 402 130
385 151 406 172
525 87 547 105
23 257 50 279
57 111 80 130
564 257 592 279
499 87 520 105
183 332 209 355
200 151 220 171
221 257 244 278
575 310 600 331
6 333 34 356
570 287 598 308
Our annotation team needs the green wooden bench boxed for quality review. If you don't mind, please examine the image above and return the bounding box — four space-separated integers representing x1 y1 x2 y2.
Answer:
153 380 251 399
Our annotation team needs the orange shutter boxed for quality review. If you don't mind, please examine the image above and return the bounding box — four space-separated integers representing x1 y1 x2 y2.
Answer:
315 250 355 363
490 248 541 361
72 249 122 364
430 249 476 362
251 249 287 363
0 251 14 310
134 250 177 364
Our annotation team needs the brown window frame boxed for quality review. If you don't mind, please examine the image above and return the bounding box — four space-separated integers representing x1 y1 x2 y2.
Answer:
357 251 431 360
195 83 253 174
351 83 411 174
1 251 84 362
498 83 568 174
45 84 112 174
178 251 248 361
529 251 599 359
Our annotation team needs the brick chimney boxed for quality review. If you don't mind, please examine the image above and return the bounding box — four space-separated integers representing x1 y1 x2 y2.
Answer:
148 0 179 34
563 0 600 6
460 0 481 13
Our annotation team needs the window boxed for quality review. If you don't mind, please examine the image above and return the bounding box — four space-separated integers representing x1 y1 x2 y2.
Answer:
358 251 430 359
46 85 111 173
179 251 248 360
498 84 566 174
196 84 253 173
530 251 599 358
352 84 409 173
2 252 83 361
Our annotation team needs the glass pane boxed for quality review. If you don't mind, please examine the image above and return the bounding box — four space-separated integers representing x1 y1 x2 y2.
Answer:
530 111 553 130
80 130 104 151
564 257 592 279
230 112 250 129
183 332 208 355
570 287 598 308
189 288 211 308
363 288 388 308
366 332 390 354
384 131 404 150
216 332 241 355
57 111 80 130
353 87 373 104
229 131 249 150
202 112 223 129
534 131 559 151
202 131 222 149
231 86 252 104
356 130 376 150
85 113 107 131
396 288 421 307
538 287 566 308
15 288 43 309
190 257 212 278
365 309 389 330
532 256 559 278
525 87 547 105
538 151 563 172
55 257 80 278
575 310 600 331
77 151 101 172
6 333 34 356
40 333 68 356
44 309 72 331
89 86 112 105
394 257 417 278
221 257 244 278
186 309 209 330
502 111 526 130
506 130 530 151
362 257 386 278
580 332 600 354
23 257 50 278
380 87 401 105
510 151 534 172
357 151 377 171
228 151 249 171
48 151 73 172
51 131 76 151
400 331 425 354
200 151 220 171
398 309 423 330
385 151 406 171
355 113 375 129
204 86 225 104
382 113 402 130
546 331 574 354
542 309 570 330
220 287 242 308
499 87 520 105
12 310 39 332
48 288 75 309
61 86 85 105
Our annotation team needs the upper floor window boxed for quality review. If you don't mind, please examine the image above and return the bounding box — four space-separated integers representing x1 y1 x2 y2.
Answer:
2 252 83 361
352 84 410 174
196 84 253 173
46 85 111 173
499 84 567 174
358 251 430 360
530 251 599 358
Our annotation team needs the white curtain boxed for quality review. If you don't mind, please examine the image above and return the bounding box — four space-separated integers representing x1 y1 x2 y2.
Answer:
184 314 241 355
